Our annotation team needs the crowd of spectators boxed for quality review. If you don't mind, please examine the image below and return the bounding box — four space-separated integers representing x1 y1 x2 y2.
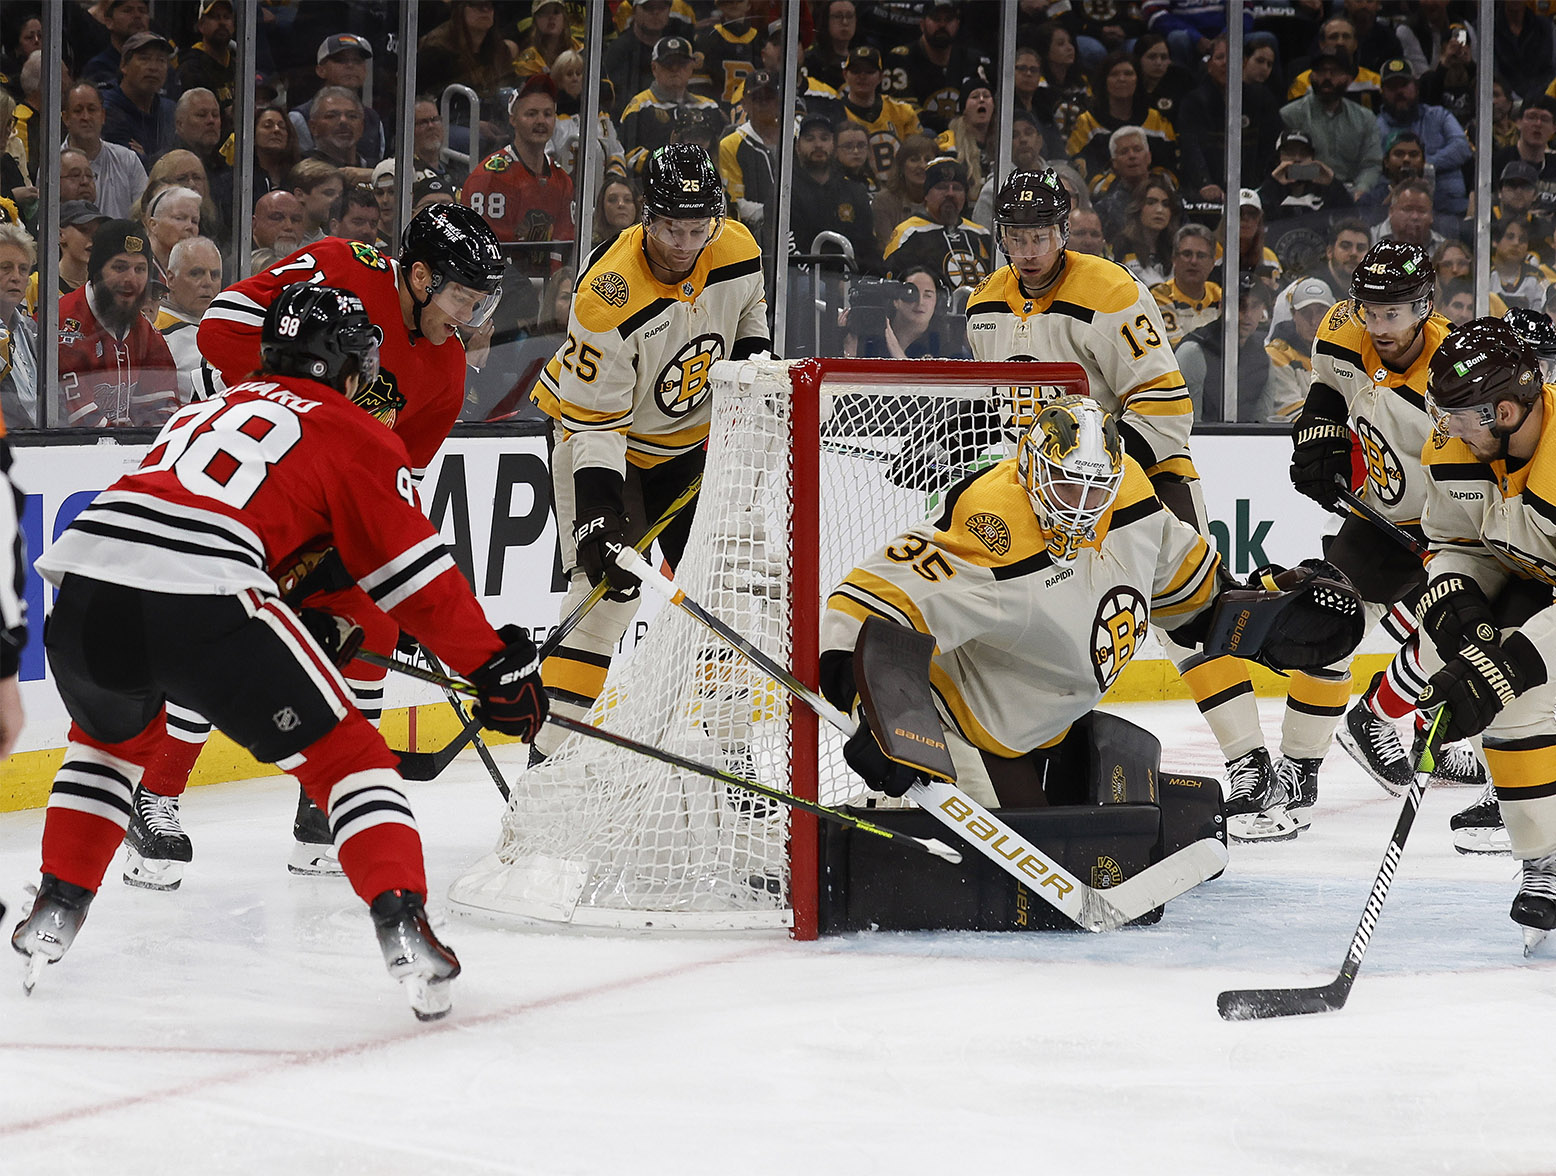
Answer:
2 2 1556 429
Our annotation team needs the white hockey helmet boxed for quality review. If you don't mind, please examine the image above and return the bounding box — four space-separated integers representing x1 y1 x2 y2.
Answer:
1016 395 1125 557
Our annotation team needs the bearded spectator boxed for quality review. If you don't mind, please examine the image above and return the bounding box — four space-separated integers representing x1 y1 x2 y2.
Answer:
248 189 306 273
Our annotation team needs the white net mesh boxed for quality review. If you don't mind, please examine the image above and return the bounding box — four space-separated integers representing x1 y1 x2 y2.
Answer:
448 358 1083 930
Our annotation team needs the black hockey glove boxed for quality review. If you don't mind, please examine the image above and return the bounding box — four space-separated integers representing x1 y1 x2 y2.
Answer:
468 625 548 743
299 608 365 669
1418 633 1547 742
573 468 639 601
843 712 925 798
1289 417 1351 508
1416 573 1498 659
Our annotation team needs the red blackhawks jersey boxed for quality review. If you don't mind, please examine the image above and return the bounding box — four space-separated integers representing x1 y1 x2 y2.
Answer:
197 237 466 477
461 146 575 276
34 378 504 678
58 284 181 428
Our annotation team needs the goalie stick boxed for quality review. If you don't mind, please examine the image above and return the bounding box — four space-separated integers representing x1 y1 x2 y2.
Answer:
611 545 1229 933
1216 707 1450 1021
356 650 964 863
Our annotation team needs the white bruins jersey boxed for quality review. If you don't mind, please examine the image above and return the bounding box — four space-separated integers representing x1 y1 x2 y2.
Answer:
966 256 1196 482
1309 302 1452 528
1421 385 1556 658
821 457 1221 757
531 222 768 474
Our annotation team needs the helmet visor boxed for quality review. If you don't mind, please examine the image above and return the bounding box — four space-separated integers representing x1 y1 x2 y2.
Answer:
432 279 502 329
998 223 1064 261
644 211 724 252
1425 396 1495 448
1353 298 1427 332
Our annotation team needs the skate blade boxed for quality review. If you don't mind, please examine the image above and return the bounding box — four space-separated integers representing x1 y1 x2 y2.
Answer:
1335 729 1409 796
123 849 185 891
1451 828 1511 856
1227 806 1303 843
404 975 454 1022
20 950 47 995
287 842 344 877
1524 927 1550 958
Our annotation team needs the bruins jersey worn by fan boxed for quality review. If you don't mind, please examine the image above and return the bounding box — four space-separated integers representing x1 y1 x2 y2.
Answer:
529 145 769 760
461 144 575 274
694 16 759 105
842 91 922 178
1150 277 1223 350
1416 319 1556 951
17 284 545 1019
885 214 994 293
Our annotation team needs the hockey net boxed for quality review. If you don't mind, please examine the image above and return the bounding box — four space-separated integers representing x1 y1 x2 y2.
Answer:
448 358 1088 935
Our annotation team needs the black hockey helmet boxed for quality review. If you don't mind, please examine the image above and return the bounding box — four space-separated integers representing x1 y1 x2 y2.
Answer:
995 168 1071 231
642 143 726 221
1503 306 1556 360
1429 317 1543 411
260 282 382 394
399 202 505 333
1350 239 1434 311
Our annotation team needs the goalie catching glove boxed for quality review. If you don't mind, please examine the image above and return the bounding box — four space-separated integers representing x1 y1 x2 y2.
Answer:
467 624 548 742
1419 632 1547 742
1203 559 1365 672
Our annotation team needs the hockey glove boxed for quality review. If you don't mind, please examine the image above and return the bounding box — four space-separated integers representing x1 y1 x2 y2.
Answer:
299 609 365 669
843 712 925 798
1416 573 1498 658
1418 633 1547 742
468 625 548 743
1289 418 1351 508
573 507 639 601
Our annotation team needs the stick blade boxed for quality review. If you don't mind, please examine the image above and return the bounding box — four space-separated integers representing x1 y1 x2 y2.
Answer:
1216 980 1348 1022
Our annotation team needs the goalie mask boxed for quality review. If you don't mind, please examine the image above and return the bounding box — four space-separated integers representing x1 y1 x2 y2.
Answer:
1016 396 1124 558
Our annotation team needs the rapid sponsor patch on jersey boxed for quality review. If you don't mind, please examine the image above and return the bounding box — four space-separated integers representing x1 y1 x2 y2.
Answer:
1091 585 1149 692
349 241 388 271
654 333 725 418
966 512 1011 555
591 271 630 308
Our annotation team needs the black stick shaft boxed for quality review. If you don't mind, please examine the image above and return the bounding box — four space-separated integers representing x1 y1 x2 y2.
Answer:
1335 487 1429 559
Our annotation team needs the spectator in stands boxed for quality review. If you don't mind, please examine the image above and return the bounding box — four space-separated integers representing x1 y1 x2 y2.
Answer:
1068 207 1108 257
102 31 176 164
411 173 458 216
290 34 385 165
1434 238 1472 294
1029 21 1090 144
1313 216 1372 300
792 113 881 277
1010 109 1046 173
79 0 152 87
834 121 876 193
410 97 456 185
871 133 935 255
305 87 375 187
1489 217 1550 310
368 159 398 249
1141 0 1232 68
885 3 990 134
248 189 305 273
602 0 672 120
1090 125 1156 237
1492 97 1556 209
64 83 146 221
1358 129 1430 215
1258 128 1354 276
591 175 640 243
516 0 581 80
1178 34 1280 201
171 89 229 183
60 148 98 205
1494 2 1556 103
0 12 40 84
1113 176 1181 286
620 36 721 177
1177 273 1275 422
59 219 179 428
1478 75 1519 151
1340 0 1403 70
1418 21 1474 131
0 221 36 430
289 159 342 246
1151 223 1221 348
1011 45 1043 117
1242 37 1281 106
143 186 201 286
720 71 782 261
669 104 722 161
936 76 995 205
326 188 380 246
1132 33 1194 129
177 0 236 106
1287 17 1381 111
253 105 301 199
1279 49 1383 197
1067 50 1178 186
883 155 992 293
549 54 626 179
1484 162 1556 264
806 1 859 91
1375 58 1469 228
143 149 225 251
416 1 520 147
1263 276 1333 423
692 0 759 107
28 202 107 314
154 235 221 405
841 46 922 183
1371 178 1443 252
1438 276 1475 325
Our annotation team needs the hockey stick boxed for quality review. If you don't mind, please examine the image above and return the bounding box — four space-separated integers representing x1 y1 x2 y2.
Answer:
611 546 1229 933
356 650 963 864
1333 487 1429 560
416 643 512 801
1216 706 1450 1021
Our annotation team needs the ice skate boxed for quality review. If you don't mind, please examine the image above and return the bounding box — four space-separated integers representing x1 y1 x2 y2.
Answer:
371 889 461 1021
1450 782 1509 855
11 875 93 994
287 785 343 876
1223 748 1301 843
1511 853 1556 957
1336 701 1411 796
123 785 193 890
1410 727 1488 788
1274 755 1322 830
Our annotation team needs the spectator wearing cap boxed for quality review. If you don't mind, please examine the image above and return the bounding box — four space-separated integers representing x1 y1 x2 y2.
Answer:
1492 97 1556 213
692 0 759 108
1374 58 1468 226
1150 223 1220 348
303 87 375 186
1175 273 1275 422
1089 125 1157 239
1175 33 1280 202
1286 17 1381 110
102 31 177 163
154 235 222 405
805 1 860 92
841 45 922 183
1211 188 1282 290
884 3 991 135
289 34 386 167
411 173 457 216
620 35 723 177
602 0 674 120
0 221 37 429
79 0 154 88
1418 22 1476 130
1369 177 1443 253
791 113 882 276
59 218 179 428
1066 50 1179 188
1482 161 1556 265
1279 48 1383 198
1257 127 1354 276
177 1 237 106
63 83 148 220
516 0 582 80
25 202 109 315
935 74 995 203
720 71 782 254
882 155 992 292
462 74 575 277
369 159 398 250
1263 276 1335 422
1494 2 1556 103
247 189 305 275
287 158 343 246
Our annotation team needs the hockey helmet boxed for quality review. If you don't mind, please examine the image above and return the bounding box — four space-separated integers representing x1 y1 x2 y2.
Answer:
1503 306 1556 381
400 202 505 331
995 168 1070 260
642 144 726 254
1016 395 1124 559
1426 316 1543 446
1349 239 1434 317
260 282 382 394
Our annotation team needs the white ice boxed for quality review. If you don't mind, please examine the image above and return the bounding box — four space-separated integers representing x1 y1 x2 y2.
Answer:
2 698 1552 1176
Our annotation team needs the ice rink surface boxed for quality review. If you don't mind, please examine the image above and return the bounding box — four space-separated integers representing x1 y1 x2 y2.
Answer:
2 698 1554 1176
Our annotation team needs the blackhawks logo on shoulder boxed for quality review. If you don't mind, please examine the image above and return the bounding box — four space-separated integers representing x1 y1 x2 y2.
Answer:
966 512 1010 556
484 154 511 173
349 241 388 271
591 271 630 308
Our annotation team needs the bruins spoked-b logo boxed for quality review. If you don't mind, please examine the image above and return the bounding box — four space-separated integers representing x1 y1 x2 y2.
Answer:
1091 586 1149 692
1354 415 1405 505
654 333 725 418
